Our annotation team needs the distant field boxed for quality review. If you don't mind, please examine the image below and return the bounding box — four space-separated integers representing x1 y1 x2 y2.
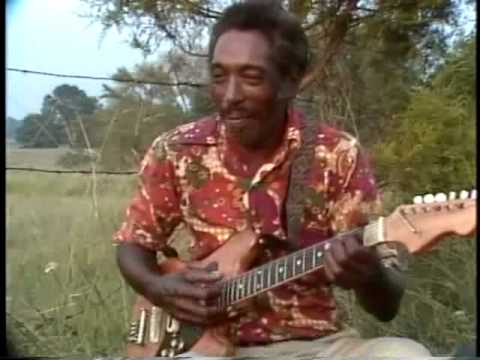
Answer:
6 150 476 357
7 146 70 169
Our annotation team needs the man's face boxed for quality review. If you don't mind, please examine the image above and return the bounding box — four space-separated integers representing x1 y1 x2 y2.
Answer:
209 30 292 148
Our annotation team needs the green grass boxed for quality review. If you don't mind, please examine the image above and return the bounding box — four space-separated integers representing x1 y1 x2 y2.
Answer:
6 171 476 357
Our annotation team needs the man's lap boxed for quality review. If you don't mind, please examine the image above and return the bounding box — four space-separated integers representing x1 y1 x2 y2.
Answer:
177 327 437 359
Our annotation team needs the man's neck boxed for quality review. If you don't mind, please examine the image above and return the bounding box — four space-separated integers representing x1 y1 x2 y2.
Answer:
224 111 288 176
227 111 288 159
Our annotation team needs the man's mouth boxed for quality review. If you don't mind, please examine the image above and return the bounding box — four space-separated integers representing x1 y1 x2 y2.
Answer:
224 114 252 127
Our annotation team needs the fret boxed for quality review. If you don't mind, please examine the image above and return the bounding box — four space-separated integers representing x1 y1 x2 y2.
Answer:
229 279 236 304
255 269 263 292
302 249 306 273
274 260 279 286
268 262 276 288
237 276 245 300
313 244 323 268
286 254 294 279
263 265 270 291
222 287 228 309
308 247 315 271
245 272 252 299
223 282 229 307
236 278 241 303
278 257 287 281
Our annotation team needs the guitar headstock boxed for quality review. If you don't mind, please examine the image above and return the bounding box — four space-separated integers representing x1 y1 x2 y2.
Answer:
384 189 477 254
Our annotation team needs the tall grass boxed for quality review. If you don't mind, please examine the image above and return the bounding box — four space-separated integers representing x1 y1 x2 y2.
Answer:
6 172 476 357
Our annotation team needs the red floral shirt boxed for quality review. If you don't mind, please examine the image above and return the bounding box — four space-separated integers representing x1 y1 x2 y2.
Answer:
115 107 383 344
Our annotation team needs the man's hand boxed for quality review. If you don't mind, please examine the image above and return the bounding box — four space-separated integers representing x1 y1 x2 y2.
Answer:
323 233 383 290
116 243 225 327
323 233 406 321
145 262 225 326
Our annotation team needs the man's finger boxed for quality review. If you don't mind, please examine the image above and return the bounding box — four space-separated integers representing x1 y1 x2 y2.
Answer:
170 308 207 326
330 241 347 267
175 281 223 300
184 267 223 283
172 297 223 319
324 247 341 283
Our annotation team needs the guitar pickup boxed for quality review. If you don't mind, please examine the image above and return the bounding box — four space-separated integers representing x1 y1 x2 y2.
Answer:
149 306 161 343
128 308 147 345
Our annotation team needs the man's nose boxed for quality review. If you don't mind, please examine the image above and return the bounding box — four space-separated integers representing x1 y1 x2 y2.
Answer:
222 76 244 108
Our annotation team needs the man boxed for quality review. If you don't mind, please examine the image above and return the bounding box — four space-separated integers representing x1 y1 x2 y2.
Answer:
114 1 432 358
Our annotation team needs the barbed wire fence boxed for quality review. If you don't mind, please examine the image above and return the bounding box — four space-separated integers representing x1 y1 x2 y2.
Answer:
7 67 186 217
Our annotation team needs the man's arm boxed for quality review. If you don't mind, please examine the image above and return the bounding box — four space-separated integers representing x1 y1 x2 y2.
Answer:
354 262 406 321
321 133 406 322
324 236 406 322
114 136 223 325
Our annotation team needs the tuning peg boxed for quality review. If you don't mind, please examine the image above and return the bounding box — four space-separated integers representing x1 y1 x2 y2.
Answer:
449 191 457 200
470 189 477 199
434 193 447 202
423 194 435 204
460 190 469 200
413 195 423 204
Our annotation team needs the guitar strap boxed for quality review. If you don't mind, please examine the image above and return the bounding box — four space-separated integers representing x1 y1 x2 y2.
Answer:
285 114 318 249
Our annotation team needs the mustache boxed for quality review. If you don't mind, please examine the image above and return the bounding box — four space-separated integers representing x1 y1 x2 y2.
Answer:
220 107 252 119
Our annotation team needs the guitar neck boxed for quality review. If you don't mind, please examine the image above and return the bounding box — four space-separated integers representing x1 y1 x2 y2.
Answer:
218 223 376 309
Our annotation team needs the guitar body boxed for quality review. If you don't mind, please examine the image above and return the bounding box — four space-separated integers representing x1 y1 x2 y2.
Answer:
126 229 262 357
125 192 477 358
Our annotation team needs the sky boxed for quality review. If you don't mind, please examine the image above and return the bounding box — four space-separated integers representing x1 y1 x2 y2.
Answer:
6 0 475 121
6 0 159 120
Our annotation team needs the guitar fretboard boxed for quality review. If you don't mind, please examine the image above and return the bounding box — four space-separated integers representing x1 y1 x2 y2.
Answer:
218 224 374 309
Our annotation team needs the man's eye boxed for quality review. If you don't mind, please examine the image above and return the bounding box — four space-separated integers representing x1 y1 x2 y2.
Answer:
243 73 264 84
211 73 225 82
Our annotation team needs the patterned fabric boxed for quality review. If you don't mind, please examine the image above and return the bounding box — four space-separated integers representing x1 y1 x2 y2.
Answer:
114 107 384 345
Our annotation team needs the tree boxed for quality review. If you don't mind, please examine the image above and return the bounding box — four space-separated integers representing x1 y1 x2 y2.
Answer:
14 85 100 149
15 113 58 148
6 117 20 140
82 0 469 144
95 62 190 170
373 36 475 197
41 84 101 148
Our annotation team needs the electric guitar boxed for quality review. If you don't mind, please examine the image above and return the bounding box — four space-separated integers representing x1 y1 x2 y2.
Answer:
126 190 476 357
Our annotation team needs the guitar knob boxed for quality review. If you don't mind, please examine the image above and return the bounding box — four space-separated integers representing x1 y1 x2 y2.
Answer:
413 195 423 204
168 349 176 358
434 193 447 202
470 189 477 199
160 349 169 357
449 191 457 200
460 190 469 200
423 194 435 204
177 340 185 351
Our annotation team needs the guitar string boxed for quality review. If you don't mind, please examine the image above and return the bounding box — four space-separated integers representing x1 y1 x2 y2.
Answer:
219 225 368 308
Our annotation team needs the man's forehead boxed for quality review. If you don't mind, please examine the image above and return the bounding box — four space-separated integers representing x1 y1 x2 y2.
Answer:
211 30 272 68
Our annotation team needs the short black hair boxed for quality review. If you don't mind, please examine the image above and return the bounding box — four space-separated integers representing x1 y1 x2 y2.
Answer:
208 0 310 80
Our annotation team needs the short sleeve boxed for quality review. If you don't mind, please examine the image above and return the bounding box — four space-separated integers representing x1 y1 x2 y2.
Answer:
113 135 183 252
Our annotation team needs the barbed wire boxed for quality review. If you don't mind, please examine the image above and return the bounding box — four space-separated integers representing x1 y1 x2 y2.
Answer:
7 67 206 88
6 167 137 175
